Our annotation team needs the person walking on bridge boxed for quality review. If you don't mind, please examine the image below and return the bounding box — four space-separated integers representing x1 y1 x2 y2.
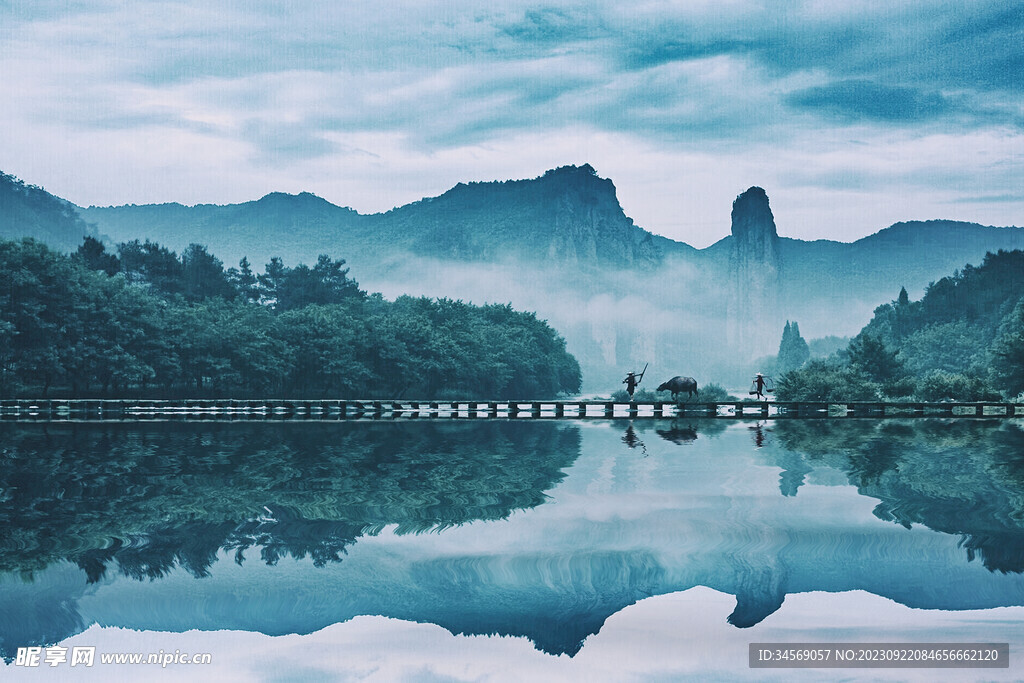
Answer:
623 363 648 400
753 373 767 401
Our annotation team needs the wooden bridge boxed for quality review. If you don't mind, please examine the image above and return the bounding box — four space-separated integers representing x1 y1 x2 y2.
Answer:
1 398 1021 421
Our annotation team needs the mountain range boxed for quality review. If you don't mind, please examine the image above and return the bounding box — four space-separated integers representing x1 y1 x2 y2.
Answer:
75 165 681 271
3 164 1022 391
0 171 99 252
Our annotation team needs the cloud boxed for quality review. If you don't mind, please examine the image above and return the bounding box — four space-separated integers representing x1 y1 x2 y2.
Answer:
498 6 609 46
12 0 1019 145
786 80 951 123
945 194 1024 206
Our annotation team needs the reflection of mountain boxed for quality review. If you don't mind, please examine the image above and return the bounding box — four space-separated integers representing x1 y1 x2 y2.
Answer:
3 419 1024 660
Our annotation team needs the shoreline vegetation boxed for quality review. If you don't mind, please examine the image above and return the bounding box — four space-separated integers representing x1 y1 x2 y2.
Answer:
0 237 581 400
773 249 1024 403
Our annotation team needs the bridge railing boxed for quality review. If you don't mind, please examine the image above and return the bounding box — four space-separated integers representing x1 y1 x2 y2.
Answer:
1 399 1021 421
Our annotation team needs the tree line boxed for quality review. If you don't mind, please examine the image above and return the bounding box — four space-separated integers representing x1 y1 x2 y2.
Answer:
776 249 1024 401
0 237 582 398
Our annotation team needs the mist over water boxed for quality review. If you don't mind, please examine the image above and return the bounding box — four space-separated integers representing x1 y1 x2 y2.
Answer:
354 251 869 392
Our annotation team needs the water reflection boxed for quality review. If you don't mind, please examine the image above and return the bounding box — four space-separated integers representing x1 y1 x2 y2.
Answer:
654 422 698 445
770 419 1024 572
620 423 648 455
749 422 766 448
1 418 1023 660
0 421 581 580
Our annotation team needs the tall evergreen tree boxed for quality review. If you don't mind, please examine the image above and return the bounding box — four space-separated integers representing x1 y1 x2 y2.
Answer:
181 243 235 301
75 236 120 276
777 320 810 372
227 257 260 303
258 257 287 307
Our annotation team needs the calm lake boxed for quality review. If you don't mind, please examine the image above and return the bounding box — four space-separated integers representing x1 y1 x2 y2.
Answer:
2 417 1024 681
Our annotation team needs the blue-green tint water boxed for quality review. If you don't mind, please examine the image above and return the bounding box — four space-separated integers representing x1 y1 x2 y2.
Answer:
2 418 1024 680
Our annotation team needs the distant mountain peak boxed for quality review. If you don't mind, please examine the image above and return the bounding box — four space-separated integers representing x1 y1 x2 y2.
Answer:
731 187 777 241
247 191 357 218
255 191 330 205
541 164 610 191
543 163 598 178
727 186 781 353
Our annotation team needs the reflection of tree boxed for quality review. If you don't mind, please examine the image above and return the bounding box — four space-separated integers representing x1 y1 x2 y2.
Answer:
0 422 580 580
771 419 1024 572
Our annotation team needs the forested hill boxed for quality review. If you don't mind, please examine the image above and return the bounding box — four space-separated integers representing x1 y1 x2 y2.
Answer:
777 249 1024 402
0 237 581 399
79 191 363 269
0 172 98 252
860 248 1024 384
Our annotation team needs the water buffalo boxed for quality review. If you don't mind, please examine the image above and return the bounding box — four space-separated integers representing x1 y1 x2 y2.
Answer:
657 376 698 400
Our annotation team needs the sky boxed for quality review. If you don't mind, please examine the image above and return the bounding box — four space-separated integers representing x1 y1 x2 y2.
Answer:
1 1 1021 247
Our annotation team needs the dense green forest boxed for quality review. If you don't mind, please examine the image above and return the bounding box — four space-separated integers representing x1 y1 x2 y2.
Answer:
0 237 581 398
777 249 1024 401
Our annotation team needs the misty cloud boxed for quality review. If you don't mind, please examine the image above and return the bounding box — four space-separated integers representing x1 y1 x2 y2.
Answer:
352 251 739 392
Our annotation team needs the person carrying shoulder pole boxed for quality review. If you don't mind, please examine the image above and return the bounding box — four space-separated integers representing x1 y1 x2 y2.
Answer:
753 372 767 401
623 363 648 400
